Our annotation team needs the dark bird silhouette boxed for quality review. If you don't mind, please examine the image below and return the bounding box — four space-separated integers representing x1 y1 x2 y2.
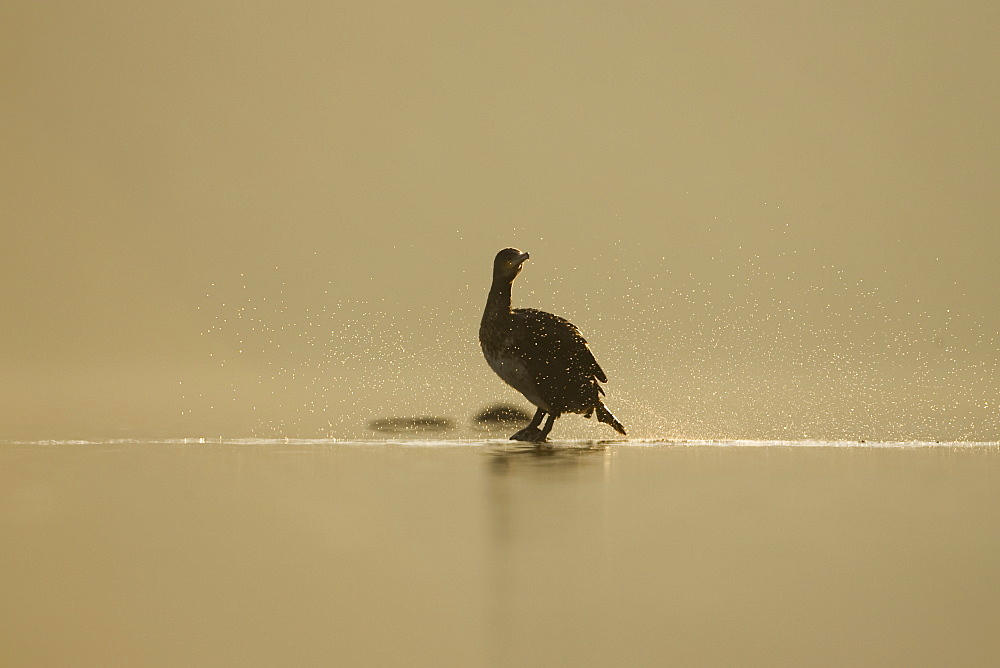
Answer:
479 248 627 442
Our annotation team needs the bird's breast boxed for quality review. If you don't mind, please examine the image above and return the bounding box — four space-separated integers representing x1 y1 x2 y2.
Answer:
480 327 550 412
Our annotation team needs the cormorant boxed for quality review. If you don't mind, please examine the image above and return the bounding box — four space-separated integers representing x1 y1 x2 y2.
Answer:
479 248 627 442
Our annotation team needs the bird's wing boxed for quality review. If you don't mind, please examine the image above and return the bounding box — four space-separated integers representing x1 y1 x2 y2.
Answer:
510 308 608 384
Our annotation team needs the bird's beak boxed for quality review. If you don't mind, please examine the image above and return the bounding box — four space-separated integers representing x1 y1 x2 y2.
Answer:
516 252 530 265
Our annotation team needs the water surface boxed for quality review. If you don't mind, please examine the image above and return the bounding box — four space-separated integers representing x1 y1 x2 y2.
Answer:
2 439 999 666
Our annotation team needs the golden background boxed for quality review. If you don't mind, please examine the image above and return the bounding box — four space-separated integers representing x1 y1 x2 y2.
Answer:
3 2 998 439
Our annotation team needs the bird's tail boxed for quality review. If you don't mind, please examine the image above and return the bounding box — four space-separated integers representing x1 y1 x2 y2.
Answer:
596 403 627 436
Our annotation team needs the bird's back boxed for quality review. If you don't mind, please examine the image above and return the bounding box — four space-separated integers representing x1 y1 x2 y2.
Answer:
509 308 608 413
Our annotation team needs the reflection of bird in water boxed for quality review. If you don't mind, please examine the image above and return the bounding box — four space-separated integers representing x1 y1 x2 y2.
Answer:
488 442 609 475
479 248 627 443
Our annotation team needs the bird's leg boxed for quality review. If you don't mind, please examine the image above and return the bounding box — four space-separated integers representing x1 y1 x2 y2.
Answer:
536 413 557 442
509 408 546 441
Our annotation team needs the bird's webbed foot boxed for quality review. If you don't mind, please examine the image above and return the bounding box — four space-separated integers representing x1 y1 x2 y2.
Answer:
509 426 547 442
510 408 548 442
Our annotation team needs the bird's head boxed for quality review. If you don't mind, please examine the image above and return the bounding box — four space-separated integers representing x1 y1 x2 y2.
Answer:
493 247 530 282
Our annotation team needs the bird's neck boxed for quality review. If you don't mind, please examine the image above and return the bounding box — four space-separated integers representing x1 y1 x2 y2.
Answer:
484 279 513 320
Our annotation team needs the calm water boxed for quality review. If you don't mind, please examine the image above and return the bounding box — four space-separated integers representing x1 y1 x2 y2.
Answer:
2 439 999 666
